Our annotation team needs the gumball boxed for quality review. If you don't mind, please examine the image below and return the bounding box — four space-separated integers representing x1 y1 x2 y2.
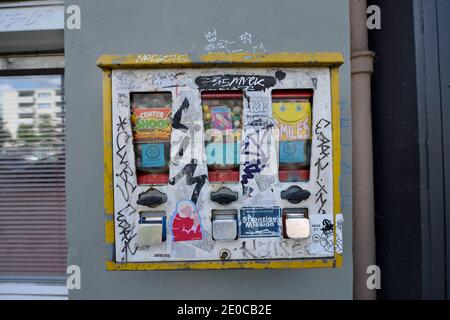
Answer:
204 113 211 121
234 120 241 128
233 106 242 115
202 105 209 113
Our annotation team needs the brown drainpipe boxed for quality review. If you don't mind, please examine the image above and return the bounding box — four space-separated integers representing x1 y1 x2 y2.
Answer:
350 0 376 300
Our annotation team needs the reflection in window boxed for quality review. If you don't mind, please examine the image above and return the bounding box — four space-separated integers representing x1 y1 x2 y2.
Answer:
37 92 52 98
38 103 51 109
0 75 67 275
18 90 34 97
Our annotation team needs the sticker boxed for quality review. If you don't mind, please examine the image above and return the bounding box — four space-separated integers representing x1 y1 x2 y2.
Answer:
171 242 196 259
335 213 343 254
279 140 306 163
211 106 232 130
309 214 335 255
142 143 165 168
131 107 171 142
189 230 216 253
239 207 281 238
170 200 203 241
272 102 311 141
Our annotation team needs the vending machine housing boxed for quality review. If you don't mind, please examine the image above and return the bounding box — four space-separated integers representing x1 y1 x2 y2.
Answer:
98 52 344 270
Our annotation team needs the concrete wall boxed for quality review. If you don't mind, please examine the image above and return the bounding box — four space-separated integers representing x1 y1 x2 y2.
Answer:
65 0 352 299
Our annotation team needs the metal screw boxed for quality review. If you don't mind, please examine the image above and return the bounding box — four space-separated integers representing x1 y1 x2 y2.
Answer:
219 249 230 261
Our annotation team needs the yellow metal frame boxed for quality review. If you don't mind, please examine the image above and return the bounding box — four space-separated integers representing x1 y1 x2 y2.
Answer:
98 52 344 271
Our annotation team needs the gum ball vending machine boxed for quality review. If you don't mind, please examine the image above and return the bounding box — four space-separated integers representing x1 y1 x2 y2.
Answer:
98 53 344 270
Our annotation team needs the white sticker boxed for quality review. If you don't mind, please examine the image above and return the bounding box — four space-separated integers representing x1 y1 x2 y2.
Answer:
335 213 343 254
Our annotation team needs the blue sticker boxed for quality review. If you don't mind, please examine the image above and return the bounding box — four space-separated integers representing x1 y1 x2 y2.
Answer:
279 140 305 164
239 207 281 238
142 143 165 168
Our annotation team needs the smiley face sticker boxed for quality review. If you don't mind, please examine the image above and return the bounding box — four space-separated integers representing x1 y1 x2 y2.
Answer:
272 102 311 141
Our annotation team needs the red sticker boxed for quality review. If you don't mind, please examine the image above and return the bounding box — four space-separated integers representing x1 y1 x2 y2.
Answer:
170 200 203 241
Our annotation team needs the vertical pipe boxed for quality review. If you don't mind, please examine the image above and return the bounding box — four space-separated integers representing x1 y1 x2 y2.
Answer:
350 0 376 300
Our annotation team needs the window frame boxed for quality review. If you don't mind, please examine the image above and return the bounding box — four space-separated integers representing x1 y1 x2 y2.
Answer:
0 53 65 284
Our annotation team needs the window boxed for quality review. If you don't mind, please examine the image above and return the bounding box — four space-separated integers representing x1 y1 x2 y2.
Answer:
18 113 34 119
18 90 34 97
130 92 172 185
0 74 66 276
272 90 313 182
19 103 33 108
38 103 51 109
201 91 243 183
37 92 51 98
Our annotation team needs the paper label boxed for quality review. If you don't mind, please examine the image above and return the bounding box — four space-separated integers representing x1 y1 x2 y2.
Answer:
141 143 165 168
239 207 281 238
273 102 311 141
132 107 171 141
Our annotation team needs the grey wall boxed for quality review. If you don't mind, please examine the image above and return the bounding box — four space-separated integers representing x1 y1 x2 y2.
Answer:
65 0 352 299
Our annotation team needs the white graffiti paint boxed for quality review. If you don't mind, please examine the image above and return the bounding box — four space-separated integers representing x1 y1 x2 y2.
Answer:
203 30 267 54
